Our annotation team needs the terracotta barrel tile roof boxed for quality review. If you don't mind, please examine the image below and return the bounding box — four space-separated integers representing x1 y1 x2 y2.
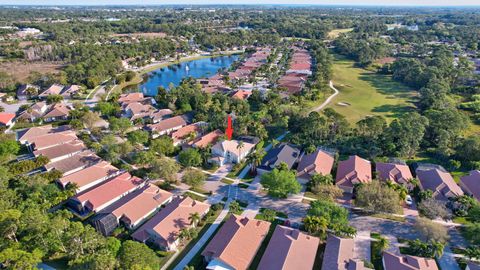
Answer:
297 148 335 178
336 155 372 188
383 251 438 270
58 161 119 190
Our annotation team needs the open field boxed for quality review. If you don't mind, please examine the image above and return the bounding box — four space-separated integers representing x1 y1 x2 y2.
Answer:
110 32 167 38
0 60 64 82
327 28 354 39
326 54 417 124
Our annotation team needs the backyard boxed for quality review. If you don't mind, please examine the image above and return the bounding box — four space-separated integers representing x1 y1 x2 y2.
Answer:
327 54 417 124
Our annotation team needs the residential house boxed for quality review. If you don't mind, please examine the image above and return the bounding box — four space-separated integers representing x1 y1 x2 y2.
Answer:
191 129 224 149
210 139 256 166
16 124 70 145
17 84 39 100
460 171 480 201
146 115 188 138
92 184 173 235
122 102 155 121
382 251 438 270
376 161 413 188
118 92 153 105
132 196 210 251
58 161 120 193
336 155 372 193
257 143 301 175
17 102 48 122
33 139 86 163
322 235 371 270
68 172 144 216
28 130 78 151
258 225 319 270
416 167 464 201
297 148 335 181
231 90 252 100
0 113 15 127
61 85 81 98
38 84 64 99
43 103 71 122
202 215 270 270
44 150 101 176
150 109 173 123
171 122 207 146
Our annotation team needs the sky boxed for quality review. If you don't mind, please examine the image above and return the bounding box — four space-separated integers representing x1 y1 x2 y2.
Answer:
1 0 479 6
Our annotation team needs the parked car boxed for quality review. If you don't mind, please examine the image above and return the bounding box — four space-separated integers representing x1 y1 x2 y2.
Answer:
405 195 413 206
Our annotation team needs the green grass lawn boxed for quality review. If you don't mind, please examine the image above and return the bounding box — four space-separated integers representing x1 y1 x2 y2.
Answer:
327 54 417 124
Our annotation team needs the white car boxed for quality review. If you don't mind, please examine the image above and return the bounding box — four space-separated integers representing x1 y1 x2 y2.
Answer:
405 195 413 206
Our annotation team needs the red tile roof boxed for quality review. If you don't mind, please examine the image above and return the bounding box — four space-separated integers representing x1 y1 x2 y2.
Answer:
17 125 70 144
43 103 71 119
171 122 205 143
383 251 438 270
118 92 145 104
297 149 335 178
191 129 224 148
132 197 210 248
33 139 85 161
231 90 252 100
30 130 78 150
258 225 319 270
44 150 101 175
336 155 372 188
73 172 143 212
376 162 413 185
322 235 369 270
460 170 480 201
416 168 464 201
202 215 270 270
58 161 119 191
0 113 15 125
147 115 187 134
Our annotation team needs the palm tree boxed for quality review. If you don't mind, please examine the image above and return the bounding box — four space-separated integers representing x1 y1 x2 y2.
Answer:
432 241 445 258
377 236 390 252
247 148 265 174
179 228 191 243
236 141 244 163
189 212 201 226
229 200 241 214
303 216 327 237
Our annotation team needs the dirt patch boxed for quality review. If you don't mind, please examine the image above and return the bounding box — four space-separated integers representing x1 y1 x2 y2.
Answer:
110 32 167 39
0 61 64 82
337 102 351 106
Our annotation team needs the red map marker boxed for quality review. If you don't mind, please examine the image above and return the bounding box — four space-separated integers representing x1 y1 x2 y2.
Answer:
225 115 233 140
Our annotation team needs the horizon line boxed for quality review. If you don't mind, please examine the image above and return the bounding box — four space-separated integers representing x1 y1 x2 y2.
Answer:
2 4 480 8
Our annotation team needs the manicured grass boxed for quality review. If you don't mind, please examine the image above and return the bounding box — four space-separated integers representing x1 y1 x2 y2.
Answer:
226 162 247 178
327 28 354 39
259 207 288 219
371 213 406 223
327 54 417 123
371 233 385 270
184 191 207 202
189 186 210 195
220 178 234 184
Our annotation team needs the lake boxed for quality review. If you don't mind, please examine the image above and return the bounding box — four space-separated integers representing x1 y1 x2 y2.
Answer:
135 55 240 96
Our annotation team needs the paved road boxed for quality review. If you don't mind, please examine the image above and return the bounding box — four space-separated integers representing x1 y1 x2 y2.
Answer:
355 231 371 262
310 80 340 112
0 100 29 113
172 201 231 270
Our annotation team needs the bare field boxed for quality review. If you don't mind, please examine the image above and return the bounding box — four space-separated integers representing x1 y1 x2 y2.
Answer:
0 61 64 82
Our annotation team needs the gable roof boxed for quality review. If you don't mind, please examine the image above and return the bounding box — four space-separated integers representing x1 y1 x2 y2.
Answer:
297 148 335 178
231 90 252 100
171 122 206 143
147 115 188 134
73 172 143 212
259 143 301 170
212 139 256 155
383 251 438 270
118 92 145 104
336 155 372 188
43 103 71 118
44 150 101 174
322 235 369 270
376 162 413 185
17 125 71 144
103 184 172 225
202 215 270 270
460 170 480 201
58 161 119 190
0 113 15 125
30 130 78 150
191 129 224 148
33 139 85 160
150 109 173 122
258 225 319 270
416 168 464 200
39 84 64 97
132 196 210 246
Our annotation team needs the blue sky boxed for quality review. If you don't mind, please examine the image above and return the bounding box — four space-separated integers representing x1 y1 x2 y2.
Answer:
1 0 479 6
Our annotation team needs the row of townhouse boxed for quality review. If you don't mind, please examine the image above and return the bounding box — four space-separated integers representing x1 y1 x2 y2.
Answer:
257 142 477 203
17 101 71 123
278 46 312 96
17 83 82 100
14 124 183 237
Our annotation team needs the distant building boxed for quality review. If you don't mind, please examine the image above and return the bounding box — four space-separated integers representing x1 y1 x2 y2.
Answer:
146 115 188 138
38 84 64 99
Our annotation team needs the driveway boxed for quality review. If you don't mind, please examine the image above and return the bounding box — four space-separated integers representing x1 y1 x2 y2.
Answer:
0 100 29 113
